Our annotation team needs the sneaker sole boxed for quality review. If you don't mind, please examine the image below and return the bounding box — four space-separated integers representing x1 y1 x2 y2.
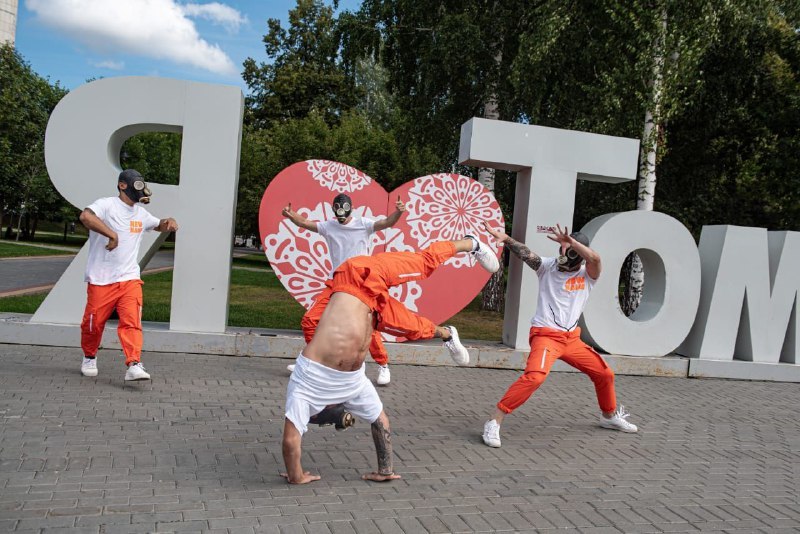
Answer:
81 371 98 377
125 375 150 381
599 422 638 433
482 437 501 448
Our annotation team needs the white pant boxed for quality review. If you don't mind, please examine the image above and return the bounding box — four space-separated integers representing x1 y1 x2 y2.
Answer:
285 354 383 435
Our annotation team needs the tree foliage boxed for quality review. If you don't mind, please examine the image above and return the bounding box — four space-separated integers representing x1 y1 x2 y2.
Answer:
0 43 70 238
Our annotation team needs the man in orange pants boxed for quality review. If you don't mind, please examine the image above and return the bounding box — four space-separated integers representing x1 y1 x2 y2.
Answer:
78 169 178 381
282 236 499 484
480 222 638 448
283 194 406 385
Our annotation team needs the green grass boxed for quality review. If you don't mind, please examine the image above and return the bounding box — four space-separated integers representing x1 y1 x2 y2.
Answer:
0 241 77 257
231 252 270 270
0 292 45 313
0 269 502 340
8 233 87 248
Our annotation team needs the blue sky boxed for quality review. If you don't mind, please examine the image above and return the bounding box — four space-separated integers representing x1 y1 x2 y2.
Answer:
14 0 360 93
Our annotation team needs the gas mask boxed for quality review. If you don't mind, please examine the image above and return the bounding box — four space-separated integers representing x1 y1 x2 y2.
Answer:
118 169 152 204
557 247 582 270
332 193 352 223
556 231 590 270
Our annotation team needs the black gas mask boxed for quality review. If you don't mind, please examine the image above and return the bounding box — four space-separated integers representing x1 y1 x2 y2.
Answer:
556 232 590 270
118 169 152 204
332 193 352 223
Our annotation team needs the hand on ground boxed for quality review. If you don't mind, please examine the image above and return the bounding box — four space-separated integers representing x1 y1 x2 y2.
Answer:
362 471 402 482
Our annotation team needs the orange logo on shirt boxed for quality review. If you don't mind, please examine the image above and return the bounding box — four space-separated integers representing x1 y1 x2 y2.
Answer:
564 276 585 292
130 220 143 233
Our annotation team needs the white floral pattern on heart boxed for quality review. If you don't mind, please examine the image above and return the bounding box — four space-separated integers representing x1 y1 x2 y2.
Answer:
405 173 503 269
307 160 372 193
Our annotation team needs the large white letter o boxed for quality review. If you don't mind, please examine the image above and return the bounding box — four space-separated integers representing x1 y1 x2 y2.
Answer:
580 211 701 356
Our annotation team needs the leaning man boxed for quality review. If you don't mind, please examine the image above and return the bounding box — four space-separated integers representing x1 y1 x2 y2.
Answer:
78 169 178 380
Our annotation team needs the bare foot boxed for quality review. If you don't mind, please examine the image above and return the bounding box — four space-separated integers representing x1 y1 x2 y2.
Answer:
362 471 402 482
280 471 321 484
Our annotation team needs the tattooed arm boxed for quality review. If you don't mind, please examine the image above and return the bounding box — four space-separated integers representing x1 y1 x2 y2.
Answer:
363 411 401 482
505 237 543 271
482 221 542 271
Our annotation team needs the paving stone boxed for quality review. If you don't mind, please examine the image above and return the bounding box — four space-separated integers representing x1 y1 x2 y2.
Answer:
1 345 799 533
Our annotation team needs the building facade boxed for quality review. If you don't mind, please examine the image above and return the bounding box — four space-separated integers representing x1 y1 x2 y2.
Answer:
0 0 17 45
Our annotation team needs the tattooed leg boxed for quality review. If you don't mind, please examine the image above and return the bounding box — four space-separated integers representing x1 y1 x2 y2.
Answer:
371 414 393 475
363 410 401 482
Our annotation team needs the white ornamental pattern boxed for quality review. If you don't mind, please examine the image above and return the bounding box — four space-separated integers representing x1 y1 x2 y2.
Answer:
405 173 503 269
265 203 421 313
306 160 372 193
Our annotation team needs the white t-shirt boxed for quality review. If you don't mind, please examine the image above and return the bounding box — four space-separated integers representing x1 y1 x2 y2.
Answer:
530 257 597 331
84 197 161 285
317 217 376 277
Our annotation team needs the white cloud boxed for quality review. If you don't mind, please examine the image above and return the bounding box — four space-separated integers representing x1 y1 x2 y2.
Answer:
182 3 247 32
91 59 125 70
25 0 242 76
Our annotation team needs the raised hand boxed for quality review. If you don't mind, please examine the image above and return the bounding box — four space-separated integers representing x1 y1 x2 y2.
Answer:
482 221 508 244
546 224 572 249
395 196 406 213
281 202 294 218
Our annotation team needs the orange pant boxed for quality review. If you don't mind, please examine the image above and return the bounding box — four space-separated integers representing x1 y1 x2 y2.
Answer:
497 326 617 414
80 280 144 366
304 241 457 346
301 287 389 366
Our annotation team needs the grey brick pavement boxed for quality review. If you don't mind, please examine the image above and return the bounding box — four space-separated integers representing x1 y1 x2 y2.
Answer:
1 344 799 533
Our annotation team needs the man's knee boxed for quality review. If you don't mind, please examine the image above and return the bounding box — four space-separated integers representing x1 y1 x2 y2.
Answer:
593 366 615 386
520 370 548 389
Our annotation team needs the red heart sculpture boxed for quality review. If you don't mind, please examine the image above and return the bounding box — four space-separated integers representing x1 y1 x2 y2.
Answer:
258 160 504 335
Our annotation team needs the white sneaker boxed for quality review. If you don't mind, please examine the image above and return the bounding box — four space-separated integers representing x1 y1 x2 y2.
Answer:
81 357 97 377
443 326 469 366
599 405 638 433
287 364 296 373
376 365 391 386
483 419 501 448
465 234 500 273
124 362 150 381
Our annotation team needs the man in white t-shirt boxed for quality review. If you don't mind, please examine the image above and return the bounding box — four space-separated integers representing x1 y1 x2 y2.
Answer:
480 223 638 448
282 193 406 385
78 169 178 381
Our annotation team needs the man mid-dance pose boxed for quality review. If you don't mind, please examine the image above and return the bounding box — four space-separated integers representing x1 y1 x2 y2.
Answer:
481 222 638 449
282 236 499 483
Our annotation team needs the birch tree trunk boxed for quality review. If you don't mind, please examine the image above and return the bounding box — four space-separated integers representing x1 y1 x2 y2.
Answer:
479 82 505 312
622 7 667 317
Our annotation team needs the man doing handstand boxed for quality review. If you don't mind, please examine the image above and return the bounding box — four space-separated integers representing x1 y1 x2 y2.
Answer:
282 236 499 483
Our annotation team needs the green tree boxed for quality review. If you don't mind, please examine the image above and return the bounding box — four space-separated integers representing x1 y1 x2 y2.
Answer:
120 132 182 186
242 0 358 128
0 43 68 239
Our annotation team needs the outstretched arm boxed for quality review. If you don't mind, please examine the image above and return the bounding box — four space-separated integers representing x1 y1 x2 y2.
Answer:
280 419 320 484
282 203 318 232
482 221 542 271
373 197 406 232
363 411 401 482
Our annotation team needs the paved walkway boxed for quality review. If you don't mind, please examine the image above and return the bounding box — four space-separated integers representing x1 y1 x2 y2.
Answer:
1 344 799 533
